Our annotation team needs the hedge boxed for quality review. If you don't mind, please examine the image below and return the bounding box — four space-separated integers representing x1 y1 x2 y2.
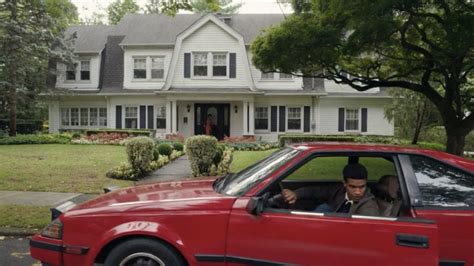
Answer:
0 134 73 145
0 119 43 134
278 135 358 147
85 129 151 137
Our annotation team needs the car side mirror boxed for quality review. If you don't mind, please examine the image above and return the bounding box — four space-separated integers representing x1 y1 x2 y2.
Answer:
246 193 270 216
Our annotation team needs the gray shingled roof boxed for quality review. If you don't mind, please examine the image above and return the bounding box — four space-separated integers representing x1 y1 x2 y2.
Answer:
65 25 116 53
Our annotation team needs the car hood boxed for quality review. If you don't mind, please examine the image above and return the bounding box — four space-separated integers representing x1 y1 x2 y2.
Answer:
68 177 233 214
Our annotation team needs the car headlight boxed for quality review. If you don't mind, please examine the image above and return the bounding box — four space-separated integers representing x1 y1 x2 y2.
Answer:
41 218 63 239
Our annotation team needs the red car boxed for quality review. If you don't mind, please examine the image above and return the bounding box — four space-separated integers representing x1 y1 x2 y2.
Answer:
30 143 474 266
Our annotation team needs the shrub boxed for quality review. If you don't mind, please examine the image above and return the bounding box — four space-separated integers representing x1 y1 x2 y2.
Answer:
85 129 151 137
165 133 185 142
186 135 218 176
0 133 72 145
224 141 278 151
157 143 173 157
170 150 184 161
213 144 225 165
416 141 446 151
172 142 184 151
278 134 357 147
211 147 233 176
106 162 140 180
71 132 131 145
126 137 155 175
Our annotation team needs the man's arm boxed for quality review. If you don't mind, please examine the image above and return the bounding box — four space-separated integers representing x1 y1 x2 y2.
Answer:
282 185 340 204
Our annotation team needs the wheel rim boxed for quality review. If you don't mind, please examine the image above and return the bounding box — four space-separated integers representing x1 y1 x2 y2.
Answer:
119 252 165 266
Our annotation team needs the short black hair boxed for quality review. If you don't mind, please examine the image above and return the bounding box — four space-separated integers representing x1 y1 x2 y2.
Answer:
343 163 368 181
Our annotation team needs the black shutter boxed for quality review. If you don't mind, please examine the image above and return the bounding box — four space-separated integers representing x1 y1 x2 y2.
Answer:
115 105 122 129
279 106 286 132
361 108 368 132
229 53 236 78
338 108 345 132
184 53 191 78
139 105 146 129
147 106 154 129
271 106 278 132
304 106 311 132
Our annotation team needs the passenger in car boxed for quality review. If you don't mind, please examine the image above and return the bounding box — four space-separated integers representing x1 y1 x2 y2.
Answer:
282 163 379 216
373 175 401 217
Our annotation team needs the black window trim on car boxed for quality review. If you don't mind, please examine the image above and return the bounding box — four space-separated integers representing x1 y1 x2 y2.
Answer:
399 154 474 211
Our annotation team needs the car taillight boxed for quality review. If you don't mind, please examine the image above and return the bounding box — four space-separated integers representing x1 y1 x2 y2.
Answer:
41 218 63 239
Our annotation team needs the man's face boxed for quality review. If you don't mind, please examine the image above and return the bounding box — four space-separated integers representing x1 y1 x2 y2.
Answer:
344 178 367 201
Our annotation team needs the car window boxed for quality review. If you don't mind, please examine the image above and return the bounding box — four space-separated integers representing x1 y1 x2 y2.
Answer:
410 155 474 207
287 156 396 181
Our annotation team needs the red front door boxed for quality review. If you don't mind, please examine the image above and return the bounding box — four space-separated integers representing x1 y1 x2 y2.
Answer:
226 198 439 266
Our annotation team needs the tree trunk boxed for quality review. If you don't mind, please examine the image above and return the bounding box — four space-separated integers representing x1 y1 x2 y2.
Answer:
445 127 467 156
7 87 17 136
411 124 421 145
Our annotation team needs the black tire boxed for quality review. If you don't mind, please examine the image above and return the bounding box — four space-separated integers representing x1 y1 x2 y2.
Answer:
104 238 186 266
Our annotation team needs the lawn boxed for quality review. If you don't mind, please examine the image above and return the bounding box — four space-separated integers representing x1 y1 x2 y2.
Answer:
0 205 50 231
230 149 277 173
0 144 133 193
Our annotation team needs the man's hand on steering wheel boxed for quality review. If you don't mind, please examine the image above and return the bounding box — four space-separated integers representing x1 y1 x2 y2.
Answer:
282 189 297 204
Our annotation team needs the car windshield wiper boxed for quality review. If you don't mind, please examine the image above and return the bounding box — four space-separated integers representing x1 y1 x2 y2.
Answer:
214 173 235 193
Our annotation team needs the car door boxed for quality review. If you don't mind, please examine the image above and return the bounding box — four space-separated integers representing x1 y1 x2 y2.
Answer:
226 197 439 266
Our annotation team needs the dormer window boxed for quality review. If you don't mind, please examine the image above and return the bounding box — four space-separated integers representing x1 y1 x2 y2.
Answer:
66 64 76 81
192 52 228 78
151 57 164 79
260 71 293 80
64 60 91 81
133 56 165 80
193 53 208 77
80 60 90 80
133 58 146 79
213 53 227 76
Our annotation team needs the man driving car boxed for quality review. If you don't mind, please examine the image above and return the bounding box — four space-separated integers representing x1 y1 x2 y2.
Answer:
282 163 379 216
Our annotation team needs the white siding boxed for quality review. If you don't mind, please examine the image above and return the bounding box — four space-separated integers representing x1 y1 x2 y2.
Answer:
248 49 304 90
56 55 101 89
109 96 166 129
318 98 393 135
49 101 60 133
173 21 248 87
123 48 174 89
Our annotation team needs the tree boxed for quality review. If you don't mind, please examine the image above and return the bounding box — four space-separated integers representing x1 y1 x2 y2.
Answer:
251 0 474 155
107 0 140 25
190 0 241 15
385 90 440 144
0 0 76 135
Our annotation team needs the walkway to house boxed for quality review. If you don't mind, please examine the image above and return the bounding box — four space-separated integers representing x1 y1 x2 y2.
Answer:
138 155 193 184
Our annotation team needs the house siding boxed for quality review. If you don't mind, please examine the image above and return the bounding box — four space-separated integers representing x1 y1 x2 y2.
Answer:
173 21 248 87
109 96 166 130
56 55 101 89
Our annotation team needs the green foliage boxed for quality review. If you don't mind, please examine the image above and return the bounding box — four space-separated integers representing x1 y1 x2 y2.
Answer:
0 133 72 145
224 141 279 151
157 143 173 157
172 142 184 151
251 0 474 155
106 162 140 180
0 119 43 134
44 0 79 33
213 144 225 165
85 129 151 136
278 135 357 147
186 135 217 176
126 137 155 174
210 147 233 176
191 0 241 15
107 0 140 25
416 142 446 151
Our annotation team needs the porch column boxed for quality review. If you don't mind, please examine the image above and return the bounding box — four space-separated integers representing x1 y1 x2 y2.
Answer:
171 100 178 133
248 101 255 135
166 101 172 134
243 101 248 135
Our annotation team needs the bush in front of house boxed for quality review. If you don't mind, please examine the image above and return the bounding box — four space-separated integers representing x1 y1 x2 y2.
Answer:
210 147 233 176
186 135 218 176
157 143 173 157
172 142 184 151
0 133 73 145
85 129 151 137
126 137 155 175
106 162 140 180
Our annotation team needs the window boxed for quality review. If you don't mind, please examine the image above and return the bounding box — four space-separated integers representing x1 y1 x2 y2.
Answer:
213 54 227 77
156 106 166 129
70 108 79 126
411 155 474 207
133 58 146 79
193 53 208 77
90 108 98 126
80 60 90 80
279 73 292 79
60 108 69 126
261 72 274 80
151 57 164 79
125 106 138 129
255 107 269 130
287 107 302 130
345 109 359 131
66 64 76 81
99 108 107 126
80 108 89 126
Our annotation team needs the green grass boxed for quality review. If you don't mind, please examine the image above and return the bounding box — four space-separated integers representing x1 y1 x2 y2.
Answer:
0 205 50 230
0 144 133 193
230 149 277 173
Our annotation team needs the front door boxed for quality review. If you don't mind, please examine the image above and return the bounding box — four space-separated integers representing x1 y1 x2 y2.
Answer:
194 104 230 140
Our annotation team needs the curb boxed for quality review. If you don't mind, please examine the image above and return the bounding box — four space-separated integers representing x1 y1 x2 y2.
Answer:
0 227 38 237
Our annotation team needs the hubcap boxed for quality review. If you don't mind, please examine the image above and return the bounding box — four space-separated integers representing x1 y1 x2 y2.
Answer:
119 252 165 266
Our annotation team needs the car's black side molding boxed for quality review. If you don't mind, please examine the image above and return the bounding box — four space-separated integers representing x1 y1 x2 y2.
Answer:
30 239 63 252
439 260 465 266
195 254 293 265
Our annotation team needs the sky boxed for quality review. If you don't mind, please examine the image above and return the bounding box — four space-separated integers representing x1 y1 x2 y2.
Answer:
71 0 293 21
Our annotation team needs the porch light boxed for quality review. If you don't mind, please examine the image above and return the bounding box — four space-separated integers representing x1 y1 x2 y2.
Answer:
187 104 191 112
234 105 238 113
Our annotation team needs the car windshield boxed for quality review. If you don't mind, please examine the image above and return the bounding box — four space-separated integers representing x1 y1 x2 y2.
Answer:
215 147 300 196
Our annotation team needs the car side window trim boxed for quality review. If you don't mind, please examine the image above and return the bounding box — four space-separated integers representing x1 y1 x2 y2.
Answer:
398 155 424 207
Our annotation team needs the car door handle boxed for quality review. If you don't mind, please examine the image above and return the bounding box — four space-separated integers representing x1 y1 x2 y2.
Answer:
396 233 429 249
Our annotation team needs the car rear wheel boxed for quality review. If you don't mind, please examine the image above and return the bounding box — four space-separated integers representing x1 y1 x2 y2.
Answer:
104 238 186 266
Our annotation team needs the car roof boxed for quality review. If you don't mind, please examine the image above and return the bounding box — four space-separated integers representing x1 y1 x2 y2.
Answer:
291 142 474 173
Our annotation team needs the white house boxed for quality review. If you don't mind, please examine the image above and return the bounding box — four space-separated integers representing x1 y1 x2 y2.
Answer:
47 13 394 141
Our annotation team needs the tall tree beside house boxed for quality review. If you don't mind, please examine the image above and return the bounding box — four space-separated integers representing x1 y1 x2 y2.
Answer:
251 0 474 156
0 0 76 135
384 89 440 145
107 0 140 25
161 0 241 16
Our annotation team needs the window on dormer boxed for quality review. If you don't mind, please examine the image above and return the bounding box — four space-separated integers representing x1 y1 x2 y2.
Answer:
151 57 164 79
66 64 76 80
193 53 208 77
80 60 90 80
213 53 227 77
133 58 146 79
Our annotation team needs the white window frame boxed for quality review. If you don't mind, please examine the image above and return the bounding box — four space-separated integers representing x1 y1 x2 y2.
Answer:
59 107 106 128
124 106 139 129
80 60 90 81
133 57 147 80
150 56 165 80
192 52 229 79
254 106 270 132
286 106 303 132
155 105 167 130
345 108 360 132
64 59 91 82
261 72 275 80
260 71 293 81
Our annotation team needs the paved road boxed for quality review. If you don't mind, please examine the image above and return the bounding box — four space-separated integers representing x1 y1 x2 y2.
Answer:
0 236 38 266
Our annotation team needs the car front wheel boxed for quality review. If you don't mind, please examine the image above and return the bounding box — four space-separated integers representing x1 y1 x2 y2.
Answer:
104 238 186 266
